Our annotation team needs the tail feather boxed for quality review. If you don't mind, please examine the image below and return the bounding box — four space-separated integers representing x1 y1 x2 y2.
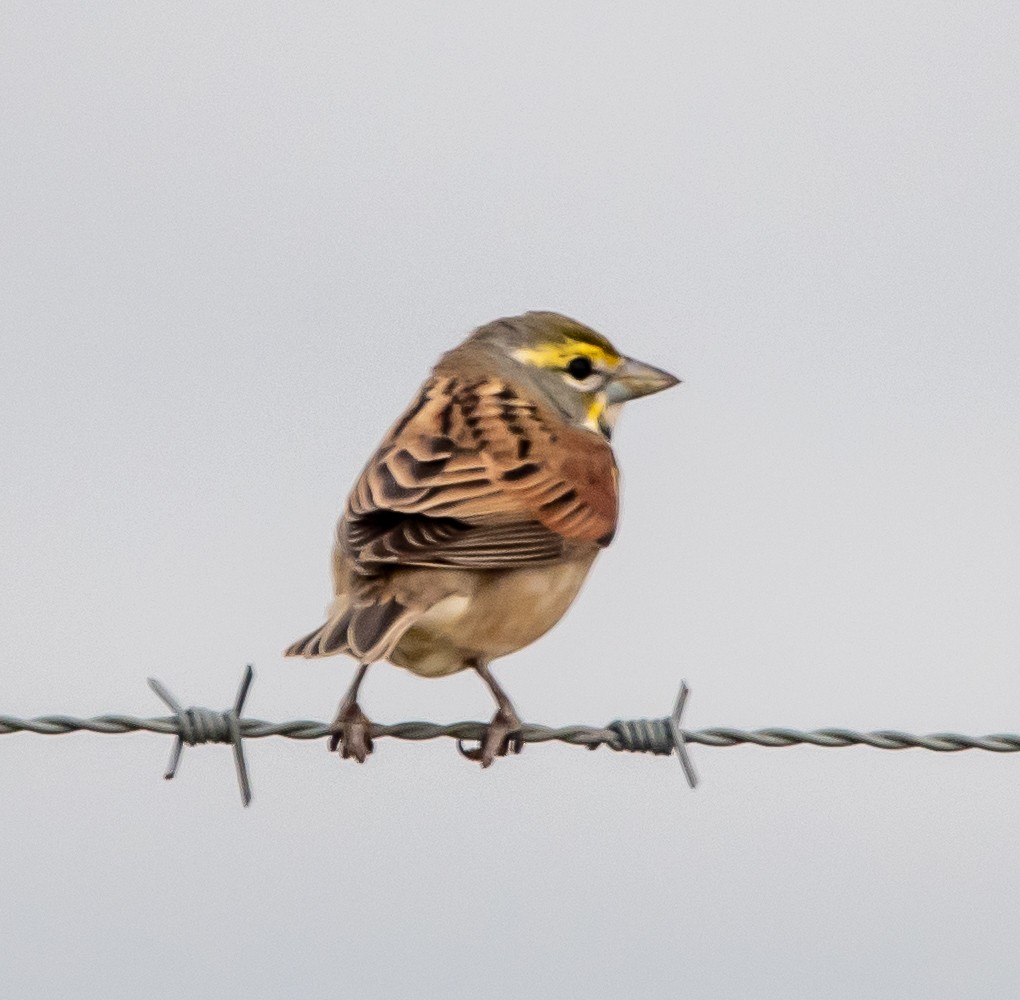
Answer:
319 608 355 655
348 599 406 659
283 622 341 658
284 598 417 662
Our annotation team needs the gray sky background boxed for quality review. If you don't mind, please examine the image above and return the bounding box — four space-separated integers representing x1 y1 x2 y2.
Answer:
2 2 1019 997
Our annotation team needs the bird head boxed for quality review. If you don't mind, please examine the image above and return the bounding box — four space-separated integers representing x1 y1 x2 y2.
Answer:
463 311 680 438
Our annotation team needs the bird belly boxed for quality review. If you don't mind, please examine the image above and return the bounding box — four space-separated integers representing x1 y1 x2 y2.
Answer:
388 553 597 677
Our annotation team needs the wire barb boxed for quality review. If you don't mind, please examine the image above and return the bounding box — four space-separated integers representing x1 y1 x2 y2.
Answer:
671 682 698 788
605 683 697 787
146 665 254 806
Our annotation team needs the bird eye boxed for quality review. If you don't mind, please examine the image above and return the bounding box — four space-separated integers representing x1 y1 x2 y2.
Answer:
566 356 594 380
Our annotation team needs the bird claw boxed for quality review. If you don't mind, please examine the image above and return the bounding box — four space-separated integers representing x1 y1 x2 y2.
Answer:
328 703 374 763
457 707 523 767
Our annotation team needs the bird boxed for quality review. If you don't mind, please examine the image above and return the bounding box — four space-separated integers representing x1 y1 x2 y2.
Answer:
285 311 679 766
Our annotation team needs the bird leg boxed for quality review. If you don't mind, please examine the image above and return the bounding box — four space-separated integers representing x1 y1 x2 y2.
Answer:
459 662 524 768
328 663 374 763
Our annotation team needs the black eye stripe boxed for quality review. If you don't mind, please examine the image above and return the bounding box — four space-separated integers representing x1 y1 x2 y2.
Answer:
566 356 594 380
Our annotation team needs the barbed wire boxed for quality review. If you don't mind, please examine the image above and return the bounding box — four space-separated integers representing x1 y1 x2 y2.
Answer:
2 666 1017 806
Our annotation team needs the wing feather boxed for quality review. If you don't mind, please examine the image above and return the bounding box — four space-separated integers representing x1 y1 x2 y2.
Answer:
340 375 618 571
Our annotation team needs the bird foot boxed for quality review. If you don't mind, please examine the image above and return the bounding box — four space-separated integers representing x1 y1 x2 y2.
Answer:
328 702 374 763
458 706 523 768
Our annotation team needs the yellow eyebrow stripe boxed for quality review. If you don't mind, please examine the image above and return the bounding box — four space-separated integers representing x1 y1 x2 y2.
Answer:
513 343 620 368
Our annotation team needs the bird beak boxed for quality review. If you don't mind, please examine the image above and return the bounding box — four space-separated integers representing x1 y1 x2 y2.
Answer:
605 356 681 403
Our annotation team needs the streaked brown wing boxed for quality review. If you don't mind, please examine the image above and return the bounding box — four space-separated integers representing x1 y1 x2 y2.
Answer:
340 375 618 571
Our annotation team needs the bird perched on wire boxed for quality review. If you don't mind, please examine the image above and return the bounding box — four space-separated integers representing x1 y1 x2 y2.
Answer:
286 311 679 766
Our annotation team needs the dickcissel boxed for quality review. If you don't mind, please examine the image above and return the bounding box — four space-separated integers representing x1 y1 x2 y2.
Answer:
286 311 679 766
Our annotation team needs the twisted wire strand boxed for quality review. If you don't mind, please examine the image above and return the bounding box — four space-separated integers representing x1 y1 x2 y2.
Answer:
3 714 1020 753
